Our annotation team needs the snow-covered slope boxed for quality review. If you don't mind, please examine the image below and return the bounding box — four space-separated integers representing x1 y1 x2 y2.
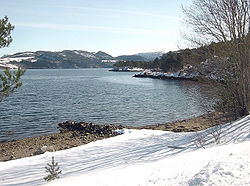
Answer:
0 50 158 69
136 51 165 60
0 52 36 69
0 115 249 186
0 50 114 69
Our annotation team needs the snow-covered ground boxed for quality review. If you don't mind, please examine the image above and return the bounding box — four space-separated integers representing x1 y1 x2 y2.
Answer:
0 115 249 186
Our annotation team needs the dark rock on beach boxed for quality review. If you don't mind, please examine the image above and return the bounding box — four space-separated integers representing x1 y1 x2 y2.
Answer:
0 121 122 162
58 121 122 137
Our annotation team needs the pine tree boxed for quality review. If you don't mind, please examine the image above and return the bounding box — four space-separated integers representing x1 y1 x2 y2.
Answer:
0 67 25 102
44 156 62 182
0 16 25 102
0 16 14 48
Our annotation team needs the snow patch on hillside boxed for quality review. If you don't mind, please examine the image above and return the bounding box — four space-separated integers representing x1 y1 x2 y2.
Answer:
73 50 98 59
0 57 34 63
0 63 18 69
0 56 36 68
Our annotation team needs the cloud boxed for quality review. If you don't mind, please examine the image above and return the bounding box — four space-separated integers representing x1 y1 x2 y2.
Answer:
15 22 175 37
60 6 178 20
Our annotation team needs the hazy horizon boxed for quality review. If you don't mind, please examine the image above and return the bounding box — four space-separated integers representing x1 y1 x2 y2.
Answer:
0 0 191 57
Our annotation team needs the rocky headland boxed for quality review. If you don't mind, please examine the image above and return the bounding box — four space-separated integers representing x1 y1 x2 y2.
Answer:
109 67 144 72
133 58 224 81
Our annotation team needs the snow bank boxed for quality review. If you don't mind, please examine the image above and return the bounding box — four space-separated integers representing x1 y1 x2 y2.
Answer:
0 115 249 186
47 141 250 186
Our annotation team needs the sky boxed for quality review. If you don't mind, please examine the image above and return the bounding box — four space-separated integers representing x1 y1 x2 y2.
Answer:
0 0 191 57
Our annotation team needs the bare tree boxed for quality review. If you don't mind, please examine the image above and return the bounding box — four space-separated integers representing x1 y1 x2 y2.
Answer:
210 124 222 144
182 0 249 118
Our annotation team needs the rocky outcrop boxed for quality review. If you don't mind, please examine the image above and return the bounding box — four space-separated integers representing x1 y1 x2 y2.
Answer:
0 122 124 161
133 58 225 81
58 121 122 137
109 67 144 72
133 66 200 81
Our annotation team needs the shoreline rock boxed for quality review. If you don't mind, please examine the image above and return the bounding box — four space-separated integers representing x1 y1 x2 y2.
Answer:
58 121 123 137
109 67 144 72
0 122 122 162
132 58 225 81
133 71 199 81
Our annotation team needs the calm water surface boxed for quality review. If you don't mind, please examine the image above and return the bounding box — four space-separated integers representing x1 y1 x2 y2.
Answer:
0 69 216 141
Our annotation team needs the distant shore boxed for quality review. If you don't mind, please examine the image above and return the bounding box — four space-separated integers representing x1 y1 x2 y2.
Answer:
109 67 144 72
0 112 233 162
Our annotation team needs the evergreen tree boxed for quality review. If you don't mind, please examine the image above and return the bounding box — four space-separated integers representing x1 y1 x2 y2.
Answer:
0 68 24 102
44 156 62 182
0 16 14 48
0 16 25 102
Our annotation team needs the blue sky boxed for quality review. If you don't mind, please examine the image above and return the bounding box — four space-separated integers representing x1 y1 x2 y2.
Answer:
0 0 191 57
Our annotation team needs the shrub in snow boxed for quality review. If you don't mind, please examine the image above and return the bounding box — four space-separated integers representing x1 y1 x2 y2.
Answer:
210 125 222 144
194 133 207 149
44 156 62 182
194 124 223 148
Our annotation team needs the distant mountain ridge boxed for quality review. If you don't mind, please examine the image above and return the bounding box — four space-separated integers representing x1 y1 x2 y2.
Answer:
0 50 164 69
136 52 165 60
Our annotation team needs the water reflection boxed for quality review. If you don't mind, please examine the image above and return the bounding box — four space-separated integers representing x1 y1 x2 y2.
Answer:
0 69 216 141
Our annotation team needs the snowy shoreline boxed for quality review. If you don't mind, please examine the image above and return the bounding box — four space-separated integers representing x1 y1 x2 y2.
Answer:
0 114 249 185
109 67 144 72
0 112 233 162
133 70 199 81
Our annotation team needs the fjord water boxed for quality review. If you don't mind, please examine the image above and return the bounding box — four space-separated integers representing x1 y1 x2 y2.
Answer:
0 69 216 141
